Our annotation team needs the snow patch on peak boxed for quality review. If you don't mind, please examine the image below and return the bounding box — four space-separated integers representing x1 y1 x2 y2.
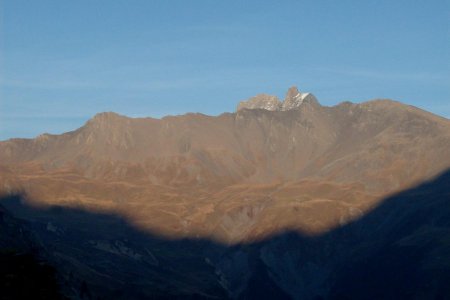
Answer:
301 93 310 101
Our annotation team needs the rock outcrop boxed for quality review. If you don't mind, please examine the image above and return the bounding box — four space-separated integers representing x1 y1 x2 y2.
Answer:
237 86 319 111
236 94 281 111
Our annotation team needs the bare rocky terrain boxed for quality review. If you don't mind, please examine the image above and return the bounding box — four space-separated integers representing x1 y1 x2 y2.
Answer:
1 86 449 299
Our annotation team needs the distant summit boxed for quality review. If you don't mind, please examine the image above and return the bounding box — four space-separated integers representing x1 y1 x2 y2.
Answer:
237 86 319 111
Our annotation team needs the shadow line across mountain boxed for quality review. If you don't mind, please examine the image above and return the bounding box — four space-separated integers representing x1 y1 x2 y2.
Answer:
1 169 449 299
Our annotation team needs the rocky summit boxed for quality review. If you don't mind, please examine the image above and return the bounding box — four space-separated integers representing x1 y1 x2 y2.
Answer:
1 86 450 299
237 86 319 111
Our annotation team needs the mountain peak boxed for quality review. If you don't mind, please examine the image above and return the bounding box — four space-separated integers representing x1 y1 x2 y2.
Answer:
285 86 301 101
83 112 129 134
87 112 126 125
236 94 281 111
237 86 319 112
91 111 123 120
282 86 303 110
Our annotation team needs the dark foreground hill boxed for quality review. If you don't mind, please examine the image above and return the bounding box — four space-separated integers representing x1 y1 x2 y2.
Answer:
0 205 63 300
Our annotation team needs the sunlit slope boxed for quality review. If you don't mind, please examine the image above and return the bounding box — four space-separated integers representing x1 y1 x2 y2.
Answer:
1 95 449 242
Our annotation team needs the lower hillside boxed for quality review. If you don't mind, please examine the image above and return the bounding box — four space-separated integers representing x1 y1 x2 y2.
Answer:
1 169 449 299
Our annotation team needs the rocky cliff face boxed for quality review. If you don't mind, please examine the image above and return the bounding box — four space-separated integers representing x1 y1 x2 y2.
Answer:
237 86 319 112
236 94 281 111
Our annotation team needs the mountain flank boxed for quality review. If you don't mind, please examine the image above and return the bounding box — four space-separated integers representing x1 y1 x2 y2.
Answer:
0 86 449 243
1 86 450 299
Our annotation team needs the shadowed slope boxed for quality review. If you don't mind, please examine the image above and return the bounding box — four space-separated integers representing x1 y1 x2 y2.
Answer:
1 169 449 299
0 205 64 300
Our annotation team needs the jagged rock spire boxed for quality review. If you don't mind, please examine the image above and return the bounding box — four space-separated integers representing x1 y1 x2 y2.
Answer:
282 86 303 110
237 86 319 111
236 94 281 111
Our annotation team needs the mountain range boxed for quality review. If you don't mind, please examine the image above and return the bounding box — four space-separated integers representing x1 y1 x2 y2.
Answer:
1 86 449 299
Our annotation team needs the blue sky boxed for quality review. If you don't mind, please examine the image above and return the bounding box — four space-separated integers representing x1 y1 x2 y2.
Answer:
1 0 449 140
